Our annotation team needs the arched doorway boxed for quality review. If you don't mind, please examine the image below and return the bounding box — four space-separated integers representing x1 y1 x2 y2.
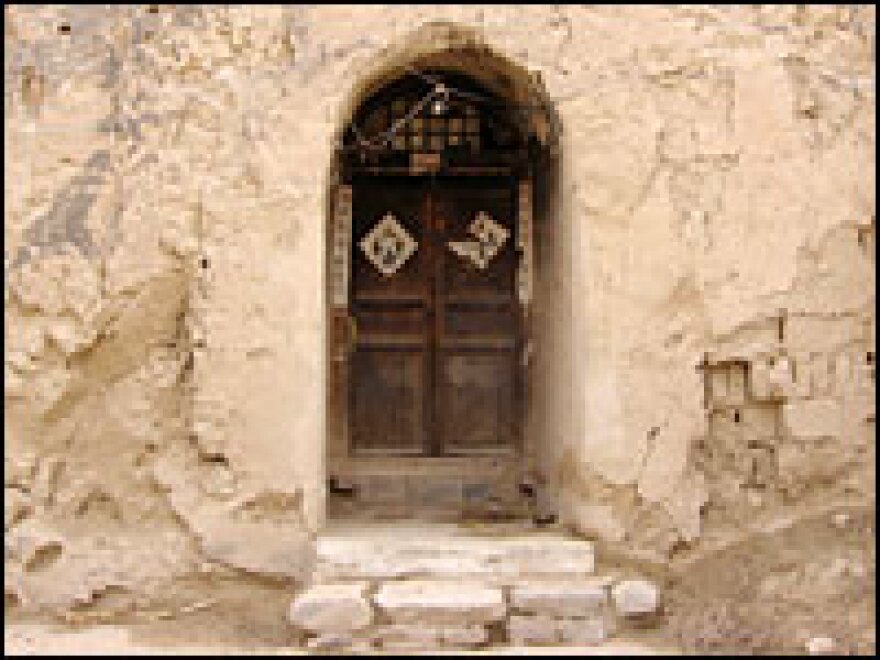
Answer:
325 36 561 521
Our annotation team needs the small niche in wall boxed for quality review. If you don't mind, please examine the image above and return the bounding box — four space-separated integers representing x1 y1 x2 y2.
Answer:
58 23 70 35
733 409 741 424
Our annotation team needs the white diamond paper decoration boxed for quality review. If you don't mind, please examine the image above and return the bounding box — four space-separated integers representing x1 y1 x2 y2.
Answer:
359 213 418 277
447 211 509 270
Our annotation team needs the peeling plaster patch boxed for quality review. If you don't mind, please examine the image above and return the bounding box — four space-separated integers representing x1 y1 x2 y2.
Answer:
12 150 112 269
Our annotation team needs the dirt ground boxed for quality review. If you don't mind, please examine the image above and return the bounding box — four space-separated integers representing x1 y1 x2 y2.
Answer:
4 505 873 656
4 623 679 655
663 503 876 655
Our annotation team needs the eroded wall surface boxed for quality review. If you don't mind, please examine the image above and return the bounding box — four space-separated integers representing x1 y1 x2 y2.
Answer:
5 4 875 618
548 5 876 563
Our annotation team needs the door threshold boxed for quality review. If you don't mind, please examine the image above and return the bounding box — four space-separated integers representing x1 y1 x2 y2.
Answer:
331 454 521 478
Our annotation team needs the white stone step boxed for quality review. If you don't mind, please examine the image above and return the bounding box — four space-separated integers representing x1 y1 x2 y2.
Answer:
374 580 506 625
289 523 663 652
315 523 594 582
370 623 488 650
611 579 661 617
287 582 373 635
509 578 612 617
508 614 610 646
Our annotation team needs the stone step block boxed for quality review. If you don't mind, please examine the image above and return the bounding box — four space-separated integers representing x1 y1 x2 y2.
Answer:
372 623 488 650
611 579 660 617
557 616 611 645
305 633 372 653
510 578 610 617
507 614 608 646
287 582 372 634
507 615 559 646
317 529 594 582
374 580 506 625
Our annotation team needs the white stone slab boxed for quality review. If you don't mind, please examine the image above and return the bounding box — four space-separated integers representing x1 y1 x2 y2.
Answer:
507 615 560 646
508 614 609 646
372 623 488 649
510 579 608 617
806 636 835 655
306 633 372 652
611 579 659 617
288 582 372 634
558 616 608 645
374 580 505 624
317 530 594 582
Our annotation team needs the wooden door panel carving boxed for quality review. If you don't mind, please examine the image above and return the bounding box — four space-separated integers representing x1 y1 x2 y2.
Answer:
433 178 519 455
350 178 431 456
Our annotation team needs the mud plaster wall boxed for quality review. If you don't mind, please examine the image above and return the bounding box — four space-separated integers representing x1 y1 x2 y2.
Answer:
4 4 876 614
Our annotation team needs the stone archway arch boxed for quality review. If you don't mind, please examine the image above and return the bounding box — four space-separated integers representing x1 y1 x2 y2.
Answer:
322 21 568 522
328 22 560 156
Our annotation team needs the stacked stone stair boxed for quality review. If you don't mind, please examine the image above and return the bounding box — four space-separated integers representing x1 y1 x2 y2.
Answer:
288 522 661 652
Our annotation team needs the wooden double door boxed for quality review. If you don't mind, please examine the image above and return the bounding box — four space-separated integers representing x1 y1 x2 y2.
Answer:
349 176 522 457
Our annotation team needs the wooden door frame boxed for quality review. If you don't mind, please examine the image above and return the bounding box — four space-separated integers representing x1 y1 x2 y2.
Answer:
328 167 535 471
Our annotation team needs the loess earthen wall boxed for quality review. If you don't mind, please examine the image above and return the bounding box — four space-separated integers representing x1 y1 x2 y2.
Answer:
4 4 875 617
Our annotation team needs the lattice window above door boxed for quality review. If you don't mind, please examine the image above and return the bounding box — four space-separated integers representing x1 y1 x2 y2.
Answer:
344 71 523 156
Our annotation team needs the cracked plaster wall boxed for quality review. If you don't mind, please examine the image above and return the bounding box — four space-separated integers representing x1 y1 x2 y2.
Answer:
4 4 876 613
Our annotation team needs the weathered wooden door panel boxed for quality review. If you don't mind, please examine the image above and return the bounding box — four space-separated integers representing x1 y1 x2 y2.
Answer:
350 178 431 456
433 178 520 455
437 182 517 298
351 178 428 297
349 175 520 457
350 348 427 454
439 351 518 454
